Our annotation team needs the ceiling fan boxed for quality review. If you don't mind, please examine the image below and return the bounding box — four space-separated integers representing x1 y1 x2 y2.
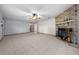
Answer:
21 5 52 23
31 13 40 20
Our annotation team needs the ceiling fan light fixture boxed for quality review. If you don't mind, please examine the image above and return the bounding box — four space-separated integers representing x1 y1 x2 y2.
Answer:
32 16 37 20
32 13 40 20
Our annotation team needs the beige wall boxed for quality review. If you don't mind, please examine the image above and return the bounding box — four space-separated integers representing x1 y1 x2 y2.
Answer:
37 18 56 35
4 19 30 35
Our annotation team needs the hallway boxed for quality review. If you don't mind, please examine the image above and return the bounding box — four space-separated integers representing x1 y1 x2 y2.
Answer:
0 33 78 55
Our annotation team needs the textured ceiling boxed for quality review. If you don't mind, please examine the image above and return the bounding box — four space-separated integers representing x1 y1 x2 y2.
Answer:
0 4 73 23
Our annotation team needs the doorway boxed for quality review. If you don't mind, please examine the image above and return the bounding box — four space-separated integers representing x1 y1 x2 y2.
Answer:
30 24 34 32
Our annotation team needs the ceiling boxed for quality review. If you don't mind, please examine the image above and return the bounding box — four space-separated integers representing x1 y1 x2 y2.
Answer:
0 4 73 23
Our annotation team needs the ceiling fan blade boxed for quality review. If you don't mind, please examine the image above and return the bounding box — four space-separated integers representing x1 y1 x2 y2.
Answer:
37 5 45 11
24 7 32 13
15 4 33 13
40 14 52 20
25 13 32 16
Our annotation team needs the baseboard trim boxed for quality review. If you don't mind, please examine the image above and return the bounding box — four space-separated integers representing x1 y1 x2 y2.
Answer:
38 32 56 36
4 32 56 37
4 32 31 36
